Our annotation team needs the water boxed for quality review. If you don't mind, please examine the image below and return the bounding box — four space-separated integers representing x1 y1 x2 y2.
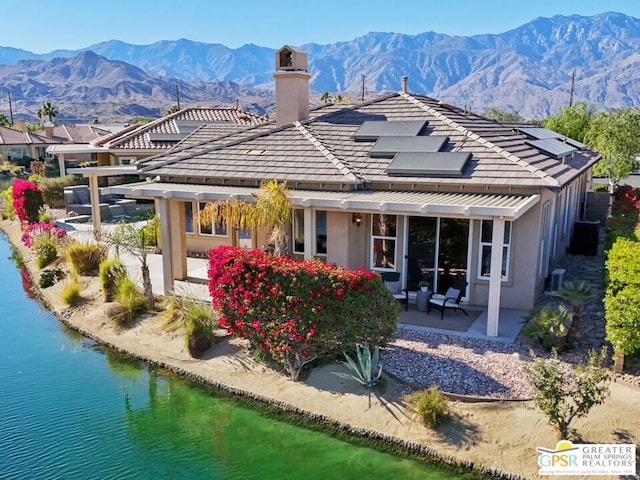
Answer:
0 232 475 480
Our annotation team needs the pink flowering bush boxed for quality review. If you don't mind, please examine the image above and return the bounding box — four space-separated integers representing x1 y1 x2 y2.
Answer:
208 246 399 380
12 178 44 228
21 220 67 269
21 221 67 248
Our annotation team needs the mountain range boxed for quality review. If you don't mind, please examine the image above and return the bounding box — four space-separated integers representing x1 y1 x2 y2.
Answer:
0 11 638 123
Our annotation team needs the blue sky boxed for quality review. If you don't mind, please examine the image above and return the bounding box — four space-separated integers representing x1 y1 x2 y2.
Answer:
4 0 640 53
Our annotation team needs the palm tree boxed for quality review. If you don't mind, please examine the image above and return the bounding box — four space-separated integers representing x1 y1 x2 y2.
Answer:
319 91 330 103
522 304 571 352
38 100 59 123
199 180 292 256
0 113 9 126
556 280 594 347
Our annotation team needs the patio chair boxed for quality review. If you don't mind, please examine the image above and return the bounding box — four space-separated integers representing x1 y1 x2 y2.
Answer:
381 272 409 311
428 278 468 319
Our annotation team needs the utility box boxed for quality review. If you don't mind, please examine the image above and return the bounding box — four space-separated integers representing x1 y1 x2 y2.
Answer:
570 220 600 256
550 268 566 291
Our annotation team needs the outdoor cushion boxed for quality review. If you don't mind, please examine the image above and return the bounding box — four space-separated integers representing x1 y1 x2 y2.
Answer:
384 280 400 294
76 189 90 204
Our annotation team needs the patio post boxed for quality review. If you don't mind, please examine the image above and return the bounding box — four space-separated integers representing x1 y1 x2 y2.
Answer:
88 174 101 236
158 197 175 296
486 218 505 337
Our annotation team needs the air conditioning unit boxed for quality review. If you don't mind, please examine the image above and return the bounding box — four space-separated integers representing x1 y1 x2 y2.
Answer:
550 268 566 291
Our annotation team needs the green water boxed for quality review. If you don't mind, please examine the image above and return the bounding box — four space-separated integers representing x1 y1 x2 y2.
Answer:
0 232 476 479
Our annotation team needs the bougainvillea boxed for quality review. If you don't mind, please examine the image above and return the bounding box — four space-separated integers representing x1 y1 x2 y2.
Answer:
208 246 399 380
12 178 44 228
21 220 67 248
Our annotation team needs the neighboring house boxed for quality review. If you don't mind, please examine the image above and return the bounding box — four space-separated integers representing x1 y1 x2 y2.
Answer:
0 121 110 169
109 46 601 337
90 106 268 167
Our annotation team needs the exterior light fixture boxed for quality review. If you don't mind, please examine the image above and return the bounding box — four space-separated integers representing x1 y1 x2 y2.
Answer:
352 212 363 227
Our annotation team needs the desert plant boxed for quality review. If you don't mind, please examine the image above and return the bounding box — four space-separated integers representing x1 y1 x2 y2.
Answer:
110 276 149 327
33 236 59 269
523 348 611 440
66 241 107 275
98 258 127 302
60 277 82 306
38 268 65 288
184 301 217 358
333 342 383 388
522 304 571 352
556 281 594 346
403 386 450 429
138 213 160 247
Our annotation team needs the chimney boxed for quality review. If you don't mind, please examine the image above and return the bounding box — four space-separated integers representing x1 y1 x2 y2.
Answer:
14 119 27 132
402 76 408 93
273 45 310 126
44 121 54 138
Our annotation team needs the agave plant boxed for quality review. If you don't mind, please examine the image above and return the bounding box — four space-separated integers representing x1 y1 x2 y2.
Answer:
522 304 571 352
333 341 382 388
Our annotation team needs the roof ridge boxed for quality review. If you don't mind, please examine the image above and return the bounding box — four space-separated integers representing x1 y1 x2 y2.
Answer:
293 122 363 183
400 92 560 187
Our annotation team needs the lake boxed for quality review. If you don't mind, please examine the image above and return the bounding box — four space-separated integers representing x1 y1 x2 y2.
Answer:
0 231 477 479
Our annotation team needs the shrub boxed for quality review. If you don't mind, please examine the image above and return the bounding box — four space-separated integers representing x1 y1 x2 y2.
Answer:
403 386 450 429
184 301 217 358
36 175 82 208
138 214 160 247
208 246 399 381
110 276 148 327
60 278 82 306
39 268 65 288
98 258 127 302
333 342 382 388
66 241 107 275
523 348 610 440
522 304 571 352
604 284 640 357
12 178 44 227
20 220 67 248
0 186 16 220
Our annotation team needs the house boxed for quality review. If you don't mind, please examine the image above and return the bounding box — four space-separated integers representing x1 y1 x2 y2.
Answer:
65 105 266 173
0 121 110 171
108 46 601 337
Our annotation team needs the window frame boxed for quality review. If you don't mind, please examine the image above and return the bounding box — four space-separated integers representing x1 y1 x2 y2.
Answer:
292 208 305 255
477 219 511 281
197 202 227 237
370 214 398 271
314 210 327 257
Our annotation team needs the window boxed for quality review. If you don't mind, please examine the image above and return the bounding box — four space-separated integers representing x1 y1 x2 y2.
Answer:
238 227 252 249
478 220 511 280
315 210 327 256
293 209 305 254
371 214 397 270
185 202 194 234
198 202 227 237
118 157 136 165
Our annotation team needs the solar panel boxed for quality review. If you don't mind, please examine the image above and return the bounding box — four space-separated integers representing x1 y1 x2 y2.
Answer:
518 127 560 139
519 127 586 150
147 133 186 142
369 136 449 158
526 139 577 159
353 120 428 141
386 152 471 176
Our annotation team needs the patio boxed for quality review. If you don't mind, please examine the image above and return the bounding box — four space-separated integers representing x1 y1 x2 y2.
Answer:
117 251 526 344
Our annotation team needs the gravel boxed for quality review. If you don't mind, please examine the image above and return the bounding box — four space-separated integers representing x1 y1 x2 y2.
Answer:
381 229 640 399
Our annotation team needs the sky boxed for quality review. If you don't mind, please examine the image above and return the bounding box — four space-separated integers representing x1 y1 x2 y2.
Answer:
3 0 640 53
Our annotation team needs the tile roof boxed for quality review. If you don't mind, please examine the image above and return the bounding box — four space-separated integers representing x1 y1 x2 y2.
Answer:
93 107 268 151
0 124 111 146
135 92 600 191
